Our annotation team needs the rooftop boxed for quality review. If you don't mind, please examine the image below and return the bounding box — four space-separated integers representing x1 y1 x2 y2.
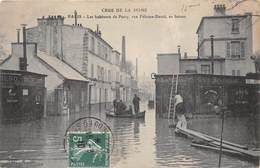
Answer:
180 57 225 61
37 51 89 82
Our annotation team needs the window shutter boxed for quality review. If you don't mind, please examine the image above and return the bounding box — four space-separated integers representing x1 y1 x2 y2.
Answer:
241 41 245 58
226 42 230 58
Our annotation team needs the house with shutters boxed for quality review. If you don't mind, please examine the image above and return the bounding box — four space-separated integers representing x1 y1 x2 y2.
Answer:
157 4 255 76
195 4 254 76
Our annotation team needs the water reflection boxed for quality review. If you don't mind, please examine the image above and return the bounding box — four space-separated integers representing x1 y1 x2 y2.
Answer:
0 104 258 168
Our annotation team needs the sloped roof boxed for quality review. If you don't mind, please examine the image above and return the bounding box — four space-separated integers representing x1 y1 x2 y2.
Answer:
37 51 89 82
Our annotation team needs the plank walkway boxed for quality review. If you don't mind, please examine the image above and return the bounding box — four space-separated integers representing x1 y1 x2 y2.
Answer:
175 126 260 160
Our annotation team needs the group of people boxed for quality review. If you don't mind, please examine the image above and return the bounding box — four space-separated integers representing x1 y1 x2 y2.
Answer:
113 94 141 115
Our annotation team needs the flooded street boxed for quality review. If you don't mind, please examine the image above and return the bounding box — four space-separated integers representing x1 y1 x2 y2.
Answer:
0 104 258 168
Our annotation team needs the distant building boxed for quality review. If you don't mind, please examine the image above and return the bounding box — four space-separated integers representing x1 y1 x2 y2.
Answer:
0 42 89 115
157 4 255 76
25 15 137 105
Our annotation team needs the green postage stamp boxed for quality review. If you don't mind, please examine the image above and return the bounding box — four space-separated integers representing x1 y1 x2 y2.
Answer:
68 132 110 168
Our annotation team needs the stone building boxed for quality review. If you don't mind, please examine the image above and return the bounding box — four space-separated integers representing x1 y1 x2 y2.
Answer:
25 15 137 105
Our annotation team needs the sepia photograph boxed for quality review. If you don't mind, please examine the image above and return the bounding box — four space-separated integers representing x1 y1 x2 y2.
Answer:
0 0 259 167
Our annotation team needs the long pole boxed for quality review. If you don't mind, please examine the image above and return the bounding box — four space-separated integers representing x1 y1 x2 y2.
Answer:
218 109 224 168
210 35 214 75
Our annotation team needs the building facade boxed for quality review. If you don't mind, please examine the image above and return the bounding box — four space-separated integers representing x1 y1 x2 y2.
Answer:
157 5 255 76
26 15 137 105
0 42 89 115
197 4 254 76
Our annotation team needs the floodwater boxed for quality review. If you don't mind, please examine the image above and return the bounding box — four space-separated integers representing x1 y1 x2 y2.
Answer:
0 103 258 168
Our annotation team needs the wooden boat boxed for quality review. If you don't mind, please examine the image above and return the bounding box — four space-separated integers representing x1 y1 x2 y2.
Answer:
106 110 145 118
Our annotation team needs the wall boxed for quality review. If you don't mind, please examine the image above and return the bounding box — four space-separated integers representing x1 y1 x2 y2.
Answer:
197 14 254 75
155 74 253 118
157 53 179 75
0 70 46 122
180 59 225 75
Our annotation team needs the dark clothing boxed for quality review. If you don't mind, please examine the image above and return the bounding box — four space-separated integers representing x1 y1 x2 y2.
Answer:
175 102 185 116
118 101 127 114
133 96 140 113
113 99 119 114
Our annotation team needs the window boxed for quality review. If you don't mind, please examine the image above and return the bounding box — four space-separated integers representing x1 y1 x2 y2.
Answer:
185 64 197 74
91 64 94 78
232 70 236 76
116 55 120 65
91 37 95 52
97 66 101 80
227 41 245 59
104 69 107 81
116 72 119 81
101 67 104 81
105 47 108 60
98 42 101 56
108 70 111 81
237 70 240 76
232 19 239 33
231 41 241 58
201 64 210 74
22 89 29 96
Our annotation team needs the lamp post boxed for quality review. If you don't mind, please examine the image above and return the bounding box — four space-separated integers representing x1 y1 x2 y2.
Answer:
215 105 228 168
210 35 214 75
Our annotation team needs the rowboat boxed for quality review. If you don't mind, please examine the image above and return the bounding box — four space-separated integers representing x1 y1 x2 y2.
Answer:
106 110 145 119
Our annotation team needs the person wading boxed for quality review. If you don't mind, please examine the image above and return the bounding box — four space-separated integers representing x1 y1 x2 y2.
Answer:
174 94 187 129
132 94 141 114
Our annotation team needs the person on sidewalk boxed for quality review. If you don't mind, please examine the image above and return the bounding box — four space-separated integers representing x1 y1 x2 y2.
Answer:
174 94 187 129
132 94 141 114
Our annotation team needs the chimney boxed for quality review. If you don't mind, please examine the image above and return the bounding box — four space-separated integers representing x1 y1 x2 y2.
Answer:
136 58 138 82
16 29 20 43
177 45 181 59
184 52 188 59
21 24 28 71
214 4 226 16
96 24 101 36
121 36 126 71
74 10 77 26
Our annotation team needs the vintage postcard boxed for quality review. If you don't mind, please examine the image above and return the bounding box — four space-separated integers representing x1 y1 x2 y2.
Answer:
0 0 259 167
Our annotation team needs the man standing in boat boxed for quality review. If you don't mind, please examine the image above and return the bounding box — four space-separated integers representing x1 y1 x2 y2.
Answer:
133 94 141 114
113 98 119 114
